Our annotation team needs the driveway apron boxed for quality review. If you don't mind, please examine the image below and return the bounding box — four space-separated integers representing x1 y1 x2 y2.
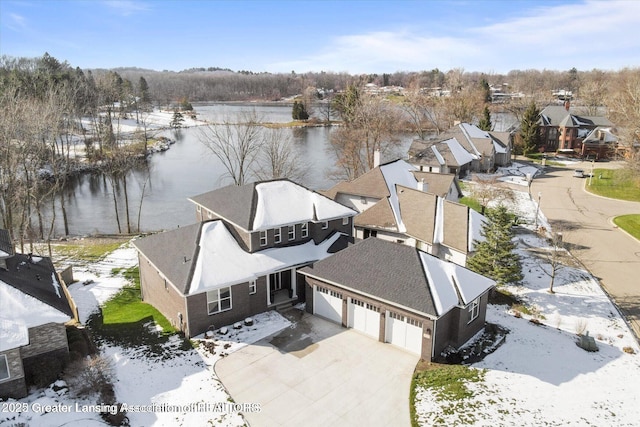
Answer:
215 313 419 427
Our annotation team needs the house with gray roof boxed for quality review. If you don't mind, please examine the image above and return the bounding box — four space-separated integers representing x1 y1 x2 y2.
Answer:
0 230 77 399
299 238 495 360
323 159 484 267
133 179 356 337
539 103 615 157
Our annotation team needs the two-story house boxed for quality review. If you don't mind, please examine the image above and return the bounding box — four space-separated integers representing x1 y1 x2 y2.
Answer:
408 123 511 177
133 179 356 337
323 159 484 267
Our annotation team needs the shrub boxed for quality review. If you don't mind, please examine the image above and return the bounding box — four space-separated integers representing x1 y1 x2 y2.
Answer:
64 355 114 399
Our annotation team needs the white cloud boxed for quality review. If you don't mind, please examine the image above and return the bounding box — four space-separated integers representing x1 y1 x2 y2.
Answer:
268 0 640 74
6 12 27 31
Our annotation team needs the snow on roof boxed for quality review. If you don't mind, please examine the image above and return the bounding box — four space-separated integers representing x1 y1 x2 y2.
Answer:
189 221 343 295
252 181 355 230
461 123 491 139
379 160 419 233
433 196 444 244
468 209 486 251
419 252 495 315
444 138 476 165
493 139 508 154
0 250 9 258
0 280 71 351
431 145 446 165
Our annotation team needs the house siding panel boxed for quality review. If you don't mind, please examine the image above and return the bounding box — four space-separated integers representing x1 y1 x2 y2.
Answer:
20 323 68 359
139 254 188 333
0 349 27 399
452 292 490 348
186 280 269 337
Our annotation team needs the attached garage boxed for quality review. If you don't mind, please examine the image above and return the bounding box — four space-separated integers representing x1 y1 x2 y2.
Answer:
313 285 343 324
348 298 380 339
385 311 423 355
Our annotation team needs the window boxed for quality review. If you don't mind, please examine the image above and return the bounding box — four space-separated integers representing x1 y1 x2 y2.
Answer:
249 280 256 295
0 354 9 381
288 225 295 241
274 227 282 244
321 221 329 230
301 223 308 238
468 298 480 323
259 230 267 246
207 287 232 314
342 217 349 226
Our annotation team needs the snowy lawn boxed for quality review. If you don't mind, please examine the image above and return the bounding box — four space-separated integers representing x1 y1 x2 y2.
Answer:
413 190 640 426
0 240 291 427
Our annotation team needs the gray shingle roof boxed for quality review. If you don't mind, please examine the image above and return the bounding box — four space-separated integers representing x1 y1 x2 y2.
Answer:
0 253 73 318
300 238 438 317
189 183 257 231
132 223 202 294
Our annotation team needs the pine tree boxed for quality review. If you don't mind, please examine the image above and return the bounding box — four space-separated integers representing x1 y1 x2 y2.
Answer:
292 100 309 120
467 205 523 286
520 101 540 156
170 110 184 128
478 106 492 131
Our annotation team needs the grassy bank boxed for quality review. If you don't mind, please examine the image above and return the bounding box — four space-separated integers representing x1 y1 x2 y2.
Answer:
585 169 640 202
614 215 640 240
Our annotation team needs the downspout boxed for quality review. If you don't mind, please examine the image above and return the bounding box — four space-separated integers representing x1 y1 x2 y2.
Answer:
431 319 437 361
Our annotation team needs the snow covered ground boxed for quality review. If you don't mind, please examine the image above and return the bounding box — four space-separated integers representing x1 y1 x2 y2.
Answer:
414 187 640 426
0 242 291 427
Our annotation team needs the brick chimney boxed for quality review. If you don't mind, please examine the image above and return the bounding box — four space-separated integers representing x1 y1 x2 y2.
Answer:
564 100 570 111
417 178 427 192
373 149 381 168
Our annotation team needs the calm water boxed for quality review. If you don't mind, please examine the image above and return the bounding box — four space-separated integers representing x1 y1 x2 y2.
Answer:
45 104 357 235
45 103 506 236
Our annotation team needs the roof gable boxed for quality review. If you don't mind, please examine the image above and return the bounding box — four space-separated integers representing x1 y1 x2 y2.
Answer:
354 198 398 231
397 186 437 243
300 238 495 317
0 253 73 318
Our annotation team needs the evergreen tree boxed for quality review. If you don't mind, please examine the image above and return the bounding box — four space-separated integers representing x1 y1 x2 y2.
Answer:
169 110 184 128
480 78 491 103
292 100 309 120
138 76 151 105
467 205 523 286
519 101 540 156
478 106 492 131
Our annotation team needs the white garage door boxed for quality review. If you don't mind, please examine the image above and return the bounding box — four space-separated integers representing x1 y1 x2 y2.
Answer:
348 298 380 339
313 285 343 324
385 311 423 355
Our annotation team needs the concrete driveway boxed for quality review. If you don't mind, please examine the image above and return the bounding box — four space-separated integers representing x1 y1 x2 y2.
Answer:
215 312 419 427
530 159 640 341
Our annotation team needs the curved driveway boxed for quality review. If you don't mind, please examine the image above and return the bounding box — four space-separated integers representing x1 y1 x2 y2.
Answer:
530 160 640 341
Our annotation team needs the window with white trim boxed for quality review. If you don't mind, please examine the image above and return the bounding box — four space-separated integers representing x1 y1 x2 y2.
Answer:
259 230 267 246
288 225 295 241
468 298 480 323
274 227 282 244
0 354 9 381
249 280 257 295
342 217 349 226
321 221 329 229
301 223 308 238
207 287 232 314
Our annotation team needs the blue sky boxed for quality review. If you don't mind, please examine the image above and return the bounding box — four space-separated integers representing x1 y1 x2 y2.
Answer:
1 0 639 74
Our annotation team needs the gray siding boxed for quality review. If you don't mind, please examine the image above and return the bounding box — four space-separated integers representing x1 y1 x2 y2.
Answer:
20 323 68 359
185 277 269 337
0 349 26 399
139 254 188 333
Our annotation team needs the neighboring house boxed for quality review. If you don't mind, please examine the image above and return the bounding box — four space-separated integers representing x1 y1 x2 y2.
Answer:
538 103 615 157
323 159 484 267
133 179 356 337
299 238 495 360
0 230 77 399
408 123 512 177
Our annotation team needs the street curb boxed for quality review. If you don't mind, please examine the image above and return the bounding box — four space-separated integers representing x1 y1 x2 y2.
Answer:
608 216 640 243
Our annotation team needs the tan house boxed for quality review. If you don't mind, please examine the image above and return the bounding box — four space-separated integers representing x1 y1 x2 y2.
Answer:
133 179 356 337
300 238 495 360
0 230 76 399
323 159 484 267
408 123 512 176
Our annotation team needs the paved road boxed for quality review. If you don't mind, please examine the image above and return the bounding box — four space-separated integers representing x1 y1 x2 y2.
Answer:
215 313 419 427
530 160 640 341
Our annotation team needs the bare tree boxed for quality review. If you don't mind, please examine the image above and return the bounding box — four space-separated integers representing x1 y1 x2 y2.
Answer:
540 231 567 294
469 176 515 214
198 111 263 185
254 128 308 183
606 68 640 174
